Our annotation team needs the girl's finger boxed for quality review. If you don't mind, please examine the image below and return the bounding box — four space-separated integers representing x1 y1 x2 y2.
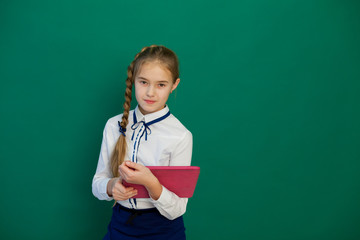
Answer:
115 186 135 196
120 169 131 181
120 163 135 176
114 191 136 201
119 172 125 180
124 186 134 192
119 165 129 176
116 184 128 194
125 189 138 198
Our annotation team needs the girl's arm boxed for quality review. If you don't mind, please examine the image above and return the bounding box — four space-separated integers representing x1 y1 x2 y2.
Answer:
92 120 137 201
92 120 114 201
150 130 193 220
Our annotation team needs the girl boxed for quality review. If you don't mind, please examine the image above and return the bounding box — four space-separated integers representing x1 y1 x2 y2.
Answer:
92 45 193 240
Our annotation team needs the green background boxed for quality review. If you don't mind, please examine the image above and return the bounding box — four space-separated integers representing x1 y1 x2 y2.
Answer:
1 0 359 239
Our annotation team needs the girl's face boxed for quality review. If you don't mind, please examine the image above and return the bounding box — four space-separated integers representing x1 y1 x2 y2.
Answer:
134 61 180 115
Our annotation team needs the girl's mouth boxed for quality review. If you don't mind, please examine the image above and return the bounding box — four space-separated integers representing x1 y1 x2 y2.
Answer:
145 100 156 104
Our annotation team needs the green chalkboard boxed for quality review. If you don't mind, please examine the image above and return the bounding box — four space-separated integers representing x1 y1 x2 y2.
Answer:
1 1 359 239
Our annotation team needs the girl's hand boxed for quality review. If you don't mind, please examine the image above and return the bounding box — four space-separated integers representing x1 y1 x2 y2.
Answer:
119 161 163 200
119 161 156 187
108 177 138 201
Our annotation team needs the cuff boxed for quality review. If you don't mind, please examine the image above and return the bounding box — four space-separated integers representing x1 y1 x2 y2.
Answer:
99 178 114 201
150 185 172 207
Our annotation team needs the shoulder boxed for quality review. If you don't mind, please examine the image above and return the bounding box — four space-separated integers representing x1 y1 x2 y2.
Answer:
163 113 192 140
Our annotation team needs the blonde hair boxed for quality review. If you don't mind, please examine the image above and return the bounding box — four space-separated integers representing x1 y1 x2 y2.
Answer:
110 45 180 177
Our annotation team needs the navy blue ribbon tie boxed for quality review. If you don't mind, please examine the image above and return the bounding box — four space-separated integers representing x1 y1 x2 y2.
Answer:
131 121 152 141
118 121 126 137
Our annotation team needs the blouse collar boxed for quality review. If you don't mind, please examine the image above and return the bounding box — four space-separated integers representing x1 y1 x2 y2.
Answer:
134 105 170 124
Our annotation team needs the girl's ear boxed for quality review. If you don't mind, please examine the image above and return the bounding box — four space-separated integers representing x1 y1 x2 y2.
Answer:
171 78 180 93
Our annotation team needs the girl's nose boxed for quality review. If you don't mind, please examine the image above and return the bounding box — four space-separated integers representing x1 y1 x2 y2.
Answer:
146 85 155 97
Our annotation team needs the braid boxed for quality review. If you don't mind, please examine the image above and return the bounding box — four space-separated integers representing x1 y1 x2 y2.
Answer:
110 46 151 177
120 64 134 129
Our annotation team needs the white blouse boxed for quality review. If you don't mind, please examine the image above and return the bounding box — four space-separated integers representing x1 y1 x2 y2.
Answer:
92 105 193 220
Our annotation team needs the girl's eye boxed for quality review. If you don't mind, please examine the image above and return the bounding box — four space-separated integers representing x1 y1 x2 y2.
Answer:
140 81 147 85
158 84 166 87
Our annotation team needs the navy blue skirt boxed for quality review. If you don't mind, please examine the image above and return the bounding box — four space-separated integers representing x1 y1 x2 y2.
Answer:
103 203 186 240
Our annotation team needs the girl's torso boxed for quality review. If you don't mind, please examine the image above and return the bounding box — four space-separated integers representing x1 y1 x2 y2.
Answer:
105 105 192 209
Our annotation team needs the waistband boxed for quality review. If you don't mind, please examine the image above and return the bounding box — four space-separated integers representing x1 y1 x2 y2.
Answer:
116 203 158 214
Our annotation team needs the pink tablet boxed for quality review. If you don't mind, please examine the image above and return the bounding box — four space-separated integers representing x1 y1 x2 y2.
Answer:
122 166 200 198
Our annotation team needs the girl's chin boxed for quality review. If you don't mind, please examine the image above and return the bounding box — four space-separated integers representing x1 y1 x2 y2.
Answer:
139 106 155 115
139 104 164 115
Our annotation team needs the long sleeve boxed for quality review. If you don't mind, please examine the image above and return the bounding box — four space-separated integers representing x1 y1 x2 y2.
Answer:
150 130 193 220
92 120 114 201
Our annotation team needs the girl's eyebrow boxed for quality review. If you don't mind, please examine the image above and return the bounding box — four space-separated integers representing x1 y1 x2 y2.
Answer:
137 76 170 83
